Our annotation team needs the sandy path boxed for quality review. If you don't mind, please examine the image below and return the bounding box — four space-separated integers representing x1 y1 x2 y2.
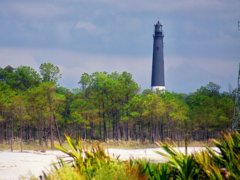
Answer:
0 147 211 179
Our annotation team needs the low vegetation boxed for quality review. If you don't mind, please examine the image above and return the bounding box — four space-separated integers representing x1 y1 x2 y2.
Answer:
43 131 240 180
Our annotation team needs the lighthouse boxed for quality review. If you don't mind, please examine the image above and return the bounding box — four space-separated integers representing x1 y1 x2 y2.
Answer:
151 21 165 91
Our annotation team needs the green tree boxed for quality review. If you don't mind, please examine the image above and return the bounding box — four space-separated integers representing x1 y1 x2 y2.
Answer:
118 72 139 140
142 93 166 142
11 94 30 151
0 65 41 90
125 94 145 141
0 66 15 88
13 66 41 90
77 71 139 141
26 82 63 148
0 82 16 151
40 62 62 83
186 82 233 140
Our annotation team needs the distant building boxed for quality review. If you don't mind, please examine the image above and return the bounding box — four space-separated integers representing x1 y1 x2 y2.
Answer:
151 21 165 91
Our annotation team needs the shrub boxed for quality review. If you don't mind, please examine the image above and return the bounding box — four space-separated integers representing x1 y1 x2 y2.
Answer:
156 145 200 180
55 135 112 179
45 165 83 180
44 131 240 180
131 160 171 180
206 131 240 179
94 161 128 180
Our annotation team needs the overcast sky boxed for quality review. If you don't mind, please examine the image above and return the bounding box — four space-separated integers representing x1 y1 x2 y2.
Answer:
0 0 239 93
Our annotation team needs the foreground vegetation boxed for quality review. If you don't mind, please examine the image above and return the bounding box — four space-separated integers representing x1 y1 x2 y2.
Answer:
42 131 240 180
0 63 236 151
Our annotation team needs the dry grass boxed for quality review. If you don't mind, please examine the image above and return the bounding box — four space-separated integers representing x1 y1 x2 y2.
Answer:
0 138 213 151
0 139 52 151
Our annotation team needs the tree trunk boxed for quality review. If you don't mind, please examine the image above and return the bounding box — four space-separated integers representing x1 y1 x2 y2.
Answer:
103 117 106 141
140 121 144 142
54 115 62 145
112 113 115 140
102 103 107 141
184 129 188 155
98 110 102 139
0 122 3 144
38 126 43 146
10 119 13 152
90 122 94 139
125 122 129 141
44 126 48 147
50 117 54 149
28 126 32 144
151 115 154 143
116 111 119 140
20 123 23 152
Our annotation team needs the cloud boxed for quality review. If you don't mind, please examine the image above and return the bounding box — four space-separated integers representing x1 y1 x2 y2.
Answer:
3 0 238 21
92 0 239 15
75 21 97 32
0 1 68 20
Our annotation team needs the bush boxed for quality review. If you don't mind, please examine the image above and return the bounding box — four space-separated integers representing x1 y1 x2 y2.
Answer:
45 165 83 180
94 162 128 180
44 132 240 180
206 131 240 179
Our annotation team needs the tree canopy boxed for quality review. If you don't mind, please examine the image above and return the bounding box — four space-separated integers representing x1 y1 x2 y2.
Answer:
0 63 235 149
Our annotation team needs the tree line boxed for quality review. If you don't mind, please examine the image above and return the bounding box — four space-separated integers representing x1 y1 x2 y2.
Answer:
0 63 235 149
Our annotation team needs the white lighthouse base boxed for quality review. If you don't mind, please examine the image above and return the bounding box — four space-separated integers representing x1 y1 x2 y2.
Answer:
151 86 165 91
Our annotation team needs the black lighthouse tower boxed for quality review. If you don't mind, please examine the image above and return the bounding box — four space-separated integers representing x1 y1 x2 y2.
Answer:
151 21 165 91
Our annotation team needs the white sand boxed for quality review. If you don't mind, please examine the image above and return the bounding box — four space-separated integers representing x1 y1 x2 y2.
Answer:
0 147 216 179
107 147 208 162
0 151 65 180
